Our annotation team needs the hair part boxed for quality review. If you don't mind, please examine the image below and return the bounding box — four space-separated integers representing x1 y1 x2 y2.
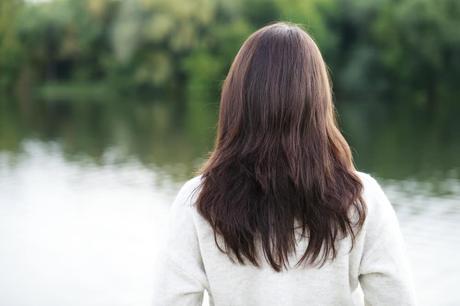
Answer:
195 21 366 272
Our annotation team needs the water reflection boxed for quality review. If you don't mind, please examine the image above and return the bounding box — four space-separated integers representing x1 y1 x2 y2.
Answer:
0 97 217 181
0 97 459 305
0 141 175 305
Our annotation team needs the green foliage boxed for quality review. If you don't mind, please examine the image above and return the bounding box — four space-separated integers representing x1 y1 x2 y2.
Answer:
373 0 460 106
0 0 25 91
0 0 458 107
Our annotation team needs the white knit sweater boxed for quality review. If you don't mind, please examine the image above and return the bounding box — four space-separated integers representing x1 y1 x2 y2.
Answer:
152 171 417 306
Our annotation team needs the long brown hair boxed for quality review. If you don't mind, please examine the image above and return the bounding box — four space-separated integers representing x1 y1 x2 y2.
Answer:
194 21 366 272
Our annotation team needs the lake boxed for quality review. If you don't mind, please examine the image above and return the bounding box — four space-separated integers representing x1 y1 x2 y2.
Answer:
0 96 459 305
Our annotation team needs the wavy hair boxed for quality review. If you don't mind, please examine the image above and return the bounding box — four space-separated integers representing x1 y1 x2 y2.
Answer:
195 21 366 272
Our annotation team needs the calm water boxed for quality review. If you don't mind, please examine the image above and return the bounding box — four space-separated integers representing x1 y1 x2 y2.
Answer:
0 97 459 305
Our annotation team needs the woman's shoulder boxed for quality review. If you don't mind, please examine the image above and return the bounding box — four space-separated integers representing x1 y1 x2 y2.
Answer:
176 174 204 205
184 174 204 189
355 171 389 203
354 170 399 232
168 175 206 223
355 170 380 190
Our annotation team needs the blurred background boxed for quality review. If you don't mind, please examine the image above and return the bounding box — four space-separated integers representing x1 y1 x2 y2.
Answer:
0 0 459 305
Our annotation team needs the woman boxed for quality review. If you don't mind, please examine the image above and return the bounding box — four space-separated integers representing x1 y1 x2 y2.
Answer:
152 22 416 306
